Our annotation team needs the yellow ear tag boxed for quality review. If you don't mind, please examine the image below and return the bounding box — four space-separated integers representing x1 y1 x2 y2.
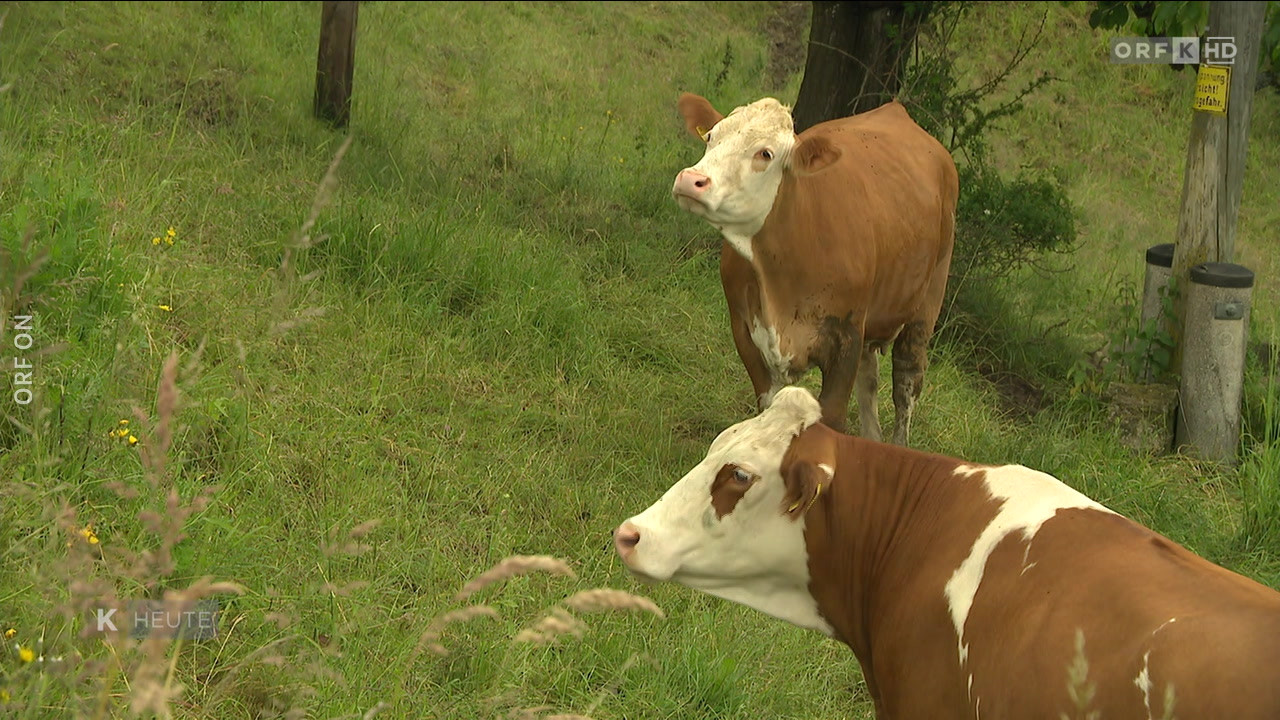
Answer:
697 126 710 142
788 482 822 514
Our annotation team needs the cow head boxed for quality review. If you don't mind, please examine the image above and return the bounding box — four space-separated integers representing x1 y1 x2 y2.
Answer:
671 93 842 239
613 386 837 635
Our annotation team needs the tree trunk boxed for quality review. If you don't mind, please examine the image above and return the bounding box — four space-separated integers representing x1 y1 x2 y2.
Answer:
791 1 926 134
314 1 359 129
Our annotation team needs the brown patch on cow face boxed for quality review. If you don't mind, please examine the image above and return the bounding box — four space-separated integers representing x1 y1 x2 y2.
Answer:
709 463 757 519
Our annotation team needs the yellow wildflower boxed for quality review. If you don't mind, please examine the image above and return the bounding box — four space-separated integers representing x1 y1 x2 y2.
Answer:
128 435 139 446
151 236 162 245
118 419 129 426
17 646 33 663
3 628 14 639
158 305 172 312
0 688 9 702
166 226 176 238
79 525 99 545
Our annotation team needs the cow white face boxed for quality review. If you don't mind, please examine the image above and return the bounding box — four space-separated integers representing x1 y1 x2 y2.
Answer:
671 94 843 259
614 386 836 635
671 96 796 237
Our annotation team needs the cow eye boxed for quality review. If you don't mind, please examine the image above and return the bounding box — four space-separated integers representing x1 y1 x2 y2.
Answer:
732 468 753 485
759 149 773 161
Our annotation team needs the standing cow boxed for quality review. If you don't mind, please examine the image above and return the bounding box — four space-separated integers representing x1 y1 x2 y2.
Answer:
672 93 958 445
614 385 1280 719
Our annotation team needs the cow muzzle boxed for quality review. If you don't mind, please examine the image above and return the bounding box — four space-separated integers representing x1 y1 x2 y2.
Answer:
671 169 712 210
613 521 641 560
612 520 672 583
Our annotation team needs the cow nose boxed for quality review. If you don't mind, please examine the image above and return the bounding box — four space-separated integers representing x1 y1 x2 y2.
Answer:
613 521 641 559
673 169 711 196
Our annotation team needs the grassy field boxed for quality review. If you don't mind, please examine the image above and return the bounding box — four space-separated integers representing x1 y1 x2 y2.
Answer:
1 2 1277 718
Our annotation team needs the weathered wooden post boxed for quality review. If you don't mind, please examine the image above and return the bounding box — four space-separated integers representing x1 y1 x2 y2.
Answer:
1168 1 1265 464
314 1 359 128
1175 263 1254 465
1169 1 1265 302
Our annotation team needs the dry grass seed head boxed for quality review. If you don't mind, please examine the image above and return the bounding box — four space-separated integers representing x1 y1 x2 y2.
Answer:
562 589 666 619
454 555 576 602
133 350 181 485
416 604 501 657
515 607 586 646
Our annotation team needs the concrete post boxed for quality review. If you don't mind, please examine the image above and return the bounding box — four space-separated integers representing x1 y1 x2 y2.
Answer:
1139 243 1175 382
1175 261 1254 466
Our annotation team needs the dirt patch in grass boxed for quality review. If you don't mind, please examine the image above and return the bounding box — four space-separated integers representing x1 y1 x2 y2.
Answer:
975 360 1047 420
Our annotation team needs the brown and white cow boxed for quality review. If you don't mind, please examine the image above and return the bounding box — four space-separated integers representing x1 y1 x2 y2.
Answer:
671 94 958 445
614 386 1280 719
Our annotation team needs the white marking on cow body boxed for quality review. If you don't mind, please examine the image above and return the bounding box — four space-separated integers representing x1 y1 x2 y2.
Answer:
721 227 755 261
1135 616 1177 719
1019 544 1037 575
750 317 796 397
944 464 1118 670
1135 650 1153 719
619 387 835 636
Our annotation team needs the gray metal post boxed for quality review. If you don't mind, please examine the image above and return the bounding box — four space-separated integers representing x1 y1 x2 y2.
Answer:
1175 262 1255 466
1139 243 1175 382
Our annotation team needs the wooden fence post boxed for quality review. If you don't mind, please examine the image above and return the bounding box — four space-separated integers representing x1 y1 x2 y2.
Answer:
1168 1 1266 463
314 1 359 128
1169 0 1265 371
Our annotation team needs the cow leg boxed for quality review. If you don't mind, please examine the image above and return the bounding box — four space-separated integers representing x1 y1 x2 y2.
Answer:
720 244 777 412
854 345 883 442
890 320 930 446
816 333 861 435
727 313 777 412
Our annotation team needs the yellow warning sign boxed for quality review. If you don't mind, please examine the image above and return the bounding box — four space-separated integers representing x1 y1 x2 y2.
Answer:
1193 65 1230 116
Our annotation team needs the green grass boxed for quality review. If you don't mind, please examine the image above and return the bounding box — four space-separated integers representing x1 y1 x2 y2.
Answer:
1 2 1277 718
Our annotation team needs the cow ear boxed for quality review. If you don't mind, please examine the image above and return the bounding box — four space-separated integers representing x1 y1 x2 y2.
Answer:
789 135 842 176
677 92 724 143
781 460 834 521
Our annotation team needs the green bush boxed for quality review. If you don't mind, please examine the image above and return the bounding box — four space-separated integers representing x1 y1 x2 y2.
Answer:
899 3 1079 287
